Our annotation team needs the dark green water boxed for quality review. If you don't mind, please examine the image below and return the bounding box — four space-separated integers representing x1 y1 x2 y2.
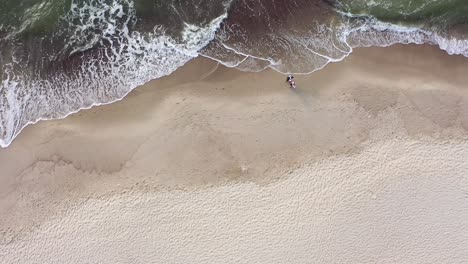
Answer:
338 0 468 25
0 0 71 37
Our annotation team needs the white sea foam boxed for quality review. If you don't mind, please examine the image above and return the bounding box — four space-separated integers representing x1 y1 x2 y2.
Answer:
347 17 468 57
0 0 230 148
2 4 468 148
202 14 468 75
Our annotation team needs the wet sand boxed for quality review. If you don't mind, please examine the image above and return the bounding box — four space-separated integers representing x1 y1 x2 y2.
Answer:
1 44 468 263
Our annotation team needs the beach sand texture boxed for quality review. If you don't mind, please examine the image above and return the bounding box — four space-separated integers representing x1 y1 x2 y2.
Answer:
1 45 468 263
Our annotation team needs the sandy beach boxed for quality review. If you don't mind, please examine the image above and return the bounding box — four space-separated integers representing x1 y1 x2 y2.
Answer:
1 44 468 263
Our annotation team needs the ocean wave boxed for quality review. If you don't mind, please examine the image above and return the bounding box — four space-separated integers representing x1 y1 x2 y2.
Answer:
0 0 231 147
1 0 468 147
202 6 468 74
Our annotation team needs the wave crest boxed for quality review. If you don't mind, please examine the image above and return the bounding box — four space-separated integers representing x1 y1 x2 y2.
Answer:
0 0 231 147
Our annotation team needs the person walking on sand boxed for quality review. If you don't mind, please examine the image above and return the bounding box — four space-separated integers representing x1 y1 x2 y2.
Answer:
286 74 296 89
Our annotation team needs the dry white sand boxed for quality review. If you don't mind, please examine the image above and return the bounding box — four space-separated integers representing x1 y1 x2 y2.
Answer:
1 45 468 263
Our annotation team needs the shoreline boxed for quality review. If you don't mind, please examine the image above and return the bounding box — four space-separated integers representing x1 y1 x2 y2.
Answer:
2 41 467 149
1 44 468 262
